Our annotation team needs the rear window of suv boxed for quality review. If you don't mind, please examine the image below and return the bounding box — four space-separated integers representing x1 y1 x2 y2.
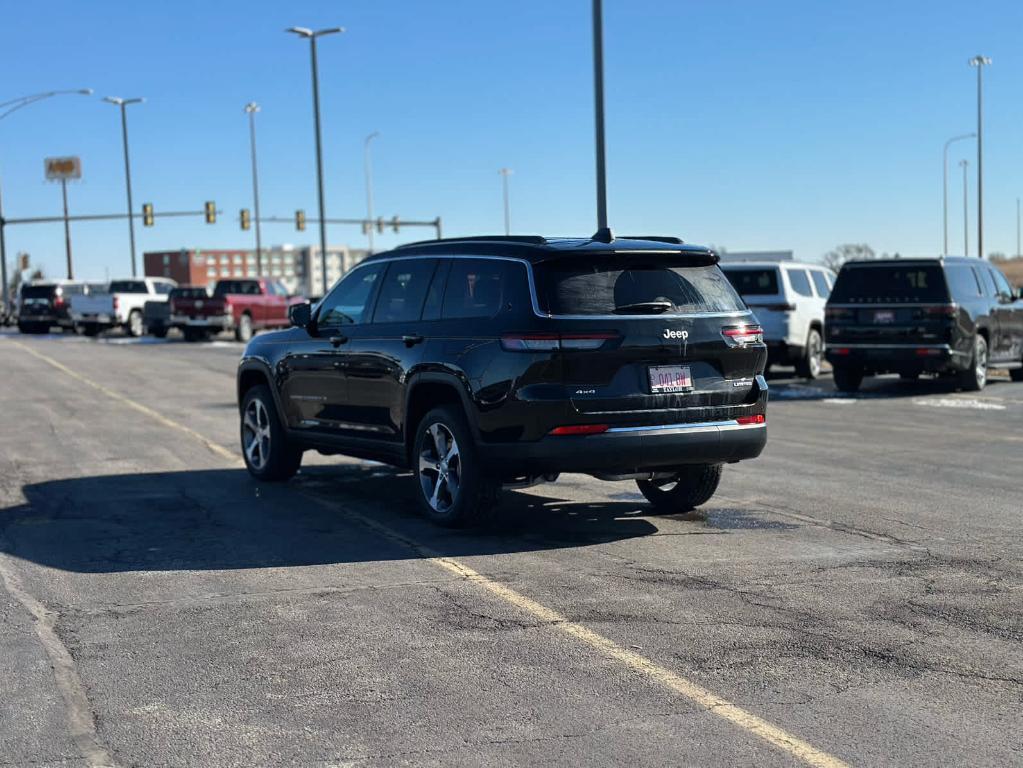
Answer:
20 285 56 299
536 258 745 315
723 268 779 296
830 264 949 304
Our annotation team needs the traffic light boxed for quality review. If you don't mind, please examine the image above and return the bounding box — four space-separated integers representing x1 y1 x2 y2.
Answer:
295 209 306 231
240 208 251 231
142 203 154 227
391 215 400 233
376 217 384 234
204 201 216 224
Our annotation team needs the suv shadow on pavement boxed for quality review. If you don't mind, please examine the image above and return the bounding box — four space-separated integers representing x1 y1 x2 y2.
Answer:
0 466 672 574
769 372 1014 402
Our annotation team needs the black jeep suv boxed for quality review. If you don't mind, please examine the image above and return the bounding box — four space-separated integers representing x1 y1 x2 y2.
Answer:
237 233 768 525
825 257 1023 392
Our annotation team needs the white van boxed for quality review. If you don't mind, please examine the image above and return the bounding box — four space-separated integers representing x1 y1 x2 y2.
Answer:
721 261 835 379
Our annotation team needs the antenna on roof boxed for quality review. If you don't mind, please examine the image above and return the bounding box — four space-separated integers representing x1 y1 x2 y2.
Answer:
591 227 615 243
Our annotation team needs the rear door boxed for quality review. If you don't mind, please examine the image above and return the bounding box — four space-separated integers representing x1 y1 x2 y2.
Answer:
533 255 763 426
985 266 1022 361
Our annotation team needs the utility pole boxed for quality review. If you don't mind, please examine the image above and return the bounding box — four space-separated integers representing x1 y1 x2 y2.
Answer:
103 96 144 276
1017 197 1020 258
499 168 513 235
364 131 379 252
592 0 608 231
60 178 73 279
969 55 991 259
245 102 264 275
960 159 969 257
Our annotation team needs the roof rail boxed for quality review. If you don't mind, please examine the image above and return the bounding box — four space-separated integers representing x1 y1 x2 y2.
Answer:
622 235 685 245
395 235 548 249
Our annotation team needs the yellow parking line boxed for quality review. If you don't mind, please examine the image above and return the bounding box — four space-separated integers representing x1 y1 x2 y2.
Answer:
15 340 851 768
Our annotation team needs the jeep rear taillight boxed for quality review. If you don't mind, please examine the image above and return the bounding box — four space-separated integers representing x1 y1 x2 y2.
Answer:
736 414 766 425
721 325 763 345
500 332 618 352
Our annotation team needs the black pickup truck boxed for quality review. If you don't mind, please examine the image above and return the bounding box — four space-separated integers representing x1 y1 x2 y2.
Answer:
825 257 1023 392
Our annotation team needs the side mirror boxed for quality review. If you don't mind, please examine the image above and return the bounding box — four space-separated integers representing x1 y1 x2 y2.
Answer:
289 301 312 329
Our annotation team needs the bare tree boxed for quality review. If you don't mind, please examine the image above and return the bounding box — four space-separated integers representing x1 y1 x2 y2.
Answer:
822 243 876 272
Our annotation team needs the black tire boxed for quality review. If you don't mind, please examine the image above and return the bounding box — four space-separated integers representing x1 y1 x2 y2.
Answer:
794 328 823 379
1011 365 1023 383
240 384 302 481
81 324 99 337
412 405 499 527
235 313 253 343
636 464 723 514
833 365 863 393
127 309 144 338
958 334 988 392
149 324 168 339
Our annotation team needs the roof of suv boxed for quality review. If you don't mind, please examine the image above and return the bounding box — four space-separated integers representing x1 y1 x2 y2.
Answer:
370 232 715 264
841 256 977 268
721 261 832 271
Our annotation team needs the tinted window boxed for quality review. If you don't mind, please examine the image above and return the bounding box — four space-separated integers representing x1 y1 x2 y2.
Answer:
20 285 56 299
214 280 260 296
830 265 949 304
317 264 383 328
810 271 831 298
989 268 1015 301
108 280 148 294
537 258 745 315
945 265 982 299
373 259 437 323
153 282 174 295
170 287 209 300
442 259 530 319
787 269 813 297
422 260 451 321
723 268 779 295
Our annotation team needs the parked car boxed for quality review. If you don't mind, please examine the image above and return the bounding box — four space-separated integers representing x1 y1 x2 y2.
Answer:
71 277 177 336
721 261 835 379
236 232 769 526
17 281 104 334
144 286 209 338
825 257 1023 392
172 278 301 342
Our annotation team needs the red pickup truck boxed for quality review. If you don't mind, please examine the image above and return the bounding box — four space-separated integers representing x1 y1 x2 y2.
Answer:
171 279 304 342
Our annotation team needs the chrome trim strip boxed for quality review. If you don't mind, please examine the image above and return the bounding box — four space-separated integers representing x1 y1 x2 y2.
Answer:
605 419 764 436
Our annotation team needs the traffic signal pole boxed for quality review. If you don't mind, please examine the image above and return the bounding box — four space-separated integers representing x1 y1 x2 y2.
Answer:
61 178 73 279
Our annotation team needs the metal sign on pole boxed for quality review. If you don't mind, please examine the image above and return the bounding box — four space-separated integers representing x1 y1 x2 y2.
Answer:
45 156 82 279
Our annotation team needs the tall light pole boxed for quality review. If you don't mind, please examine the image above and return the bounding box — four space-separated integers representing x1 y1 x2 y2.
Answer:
942 133 974 256
0 88 91 316
287 26 344 294
592 0 608 231
498 168 513 235
960 159 969 257
1017 197 1021 258
103 96 144 277
969 55 991 259
364 131 379 253
244 102 264 275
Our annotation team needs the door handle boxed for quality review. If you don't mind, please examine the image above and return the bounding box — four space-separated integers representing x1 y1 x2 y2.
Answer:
402 334 425 347
329 335 348 347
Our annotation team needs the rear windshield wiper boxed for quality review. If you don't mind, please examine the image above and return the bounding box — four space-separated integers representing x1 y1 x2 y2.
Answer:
612 301 674 314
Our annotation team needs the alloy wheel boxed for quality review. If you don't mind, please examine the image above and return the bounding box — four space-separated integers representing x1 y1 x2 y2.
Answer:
243 397 272 471
975 338 988 389
418 422 461 513
808 332 822 378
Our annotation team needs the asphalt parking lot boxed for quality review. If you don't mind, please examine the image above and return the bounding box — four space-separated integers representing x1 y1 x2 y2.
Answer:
1 329 1021 767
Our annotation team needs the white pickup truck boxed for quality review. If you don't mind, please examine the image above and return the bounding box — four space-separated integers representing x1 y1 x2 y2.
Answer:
71 277 177 337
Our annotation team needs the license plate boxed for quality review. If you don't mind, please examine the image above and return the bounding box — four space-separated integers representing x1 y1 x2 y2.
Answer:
873 310 895 324
648 365 692 394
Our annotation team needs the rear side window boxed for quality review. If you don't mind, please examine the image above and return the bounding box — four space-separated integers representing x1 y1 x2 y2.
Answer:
945 265 982 299
153 282 174 295
214 280 260 296
537 259 745 315
787 269 814 297
723 268 779 295
830 265 949 304
442 259 530 319
373 259 437 323
108 280 148 294
810 271 831 298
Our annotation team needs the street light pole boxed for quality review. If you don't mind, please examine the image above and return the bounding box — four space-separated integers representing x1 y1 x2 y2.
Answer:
0 88 91 316
103 96 144 277
592 0 608 231
364 131 379 253
942 133 974 256
969 55 991 259
1017 197 1021 258
498 168 513 235
960 159 969 257
287 26 344 294
244 102 264 275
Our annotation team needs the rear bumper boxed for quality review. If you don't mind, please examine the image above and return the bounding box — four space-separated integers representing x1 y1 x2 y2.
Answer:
825 343 969 373
73 313 116 327
479 420 767 475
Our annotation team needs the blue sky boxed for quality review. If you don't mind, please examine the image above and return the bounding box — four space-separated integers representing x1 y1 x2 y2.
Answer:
2 0 1022 281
